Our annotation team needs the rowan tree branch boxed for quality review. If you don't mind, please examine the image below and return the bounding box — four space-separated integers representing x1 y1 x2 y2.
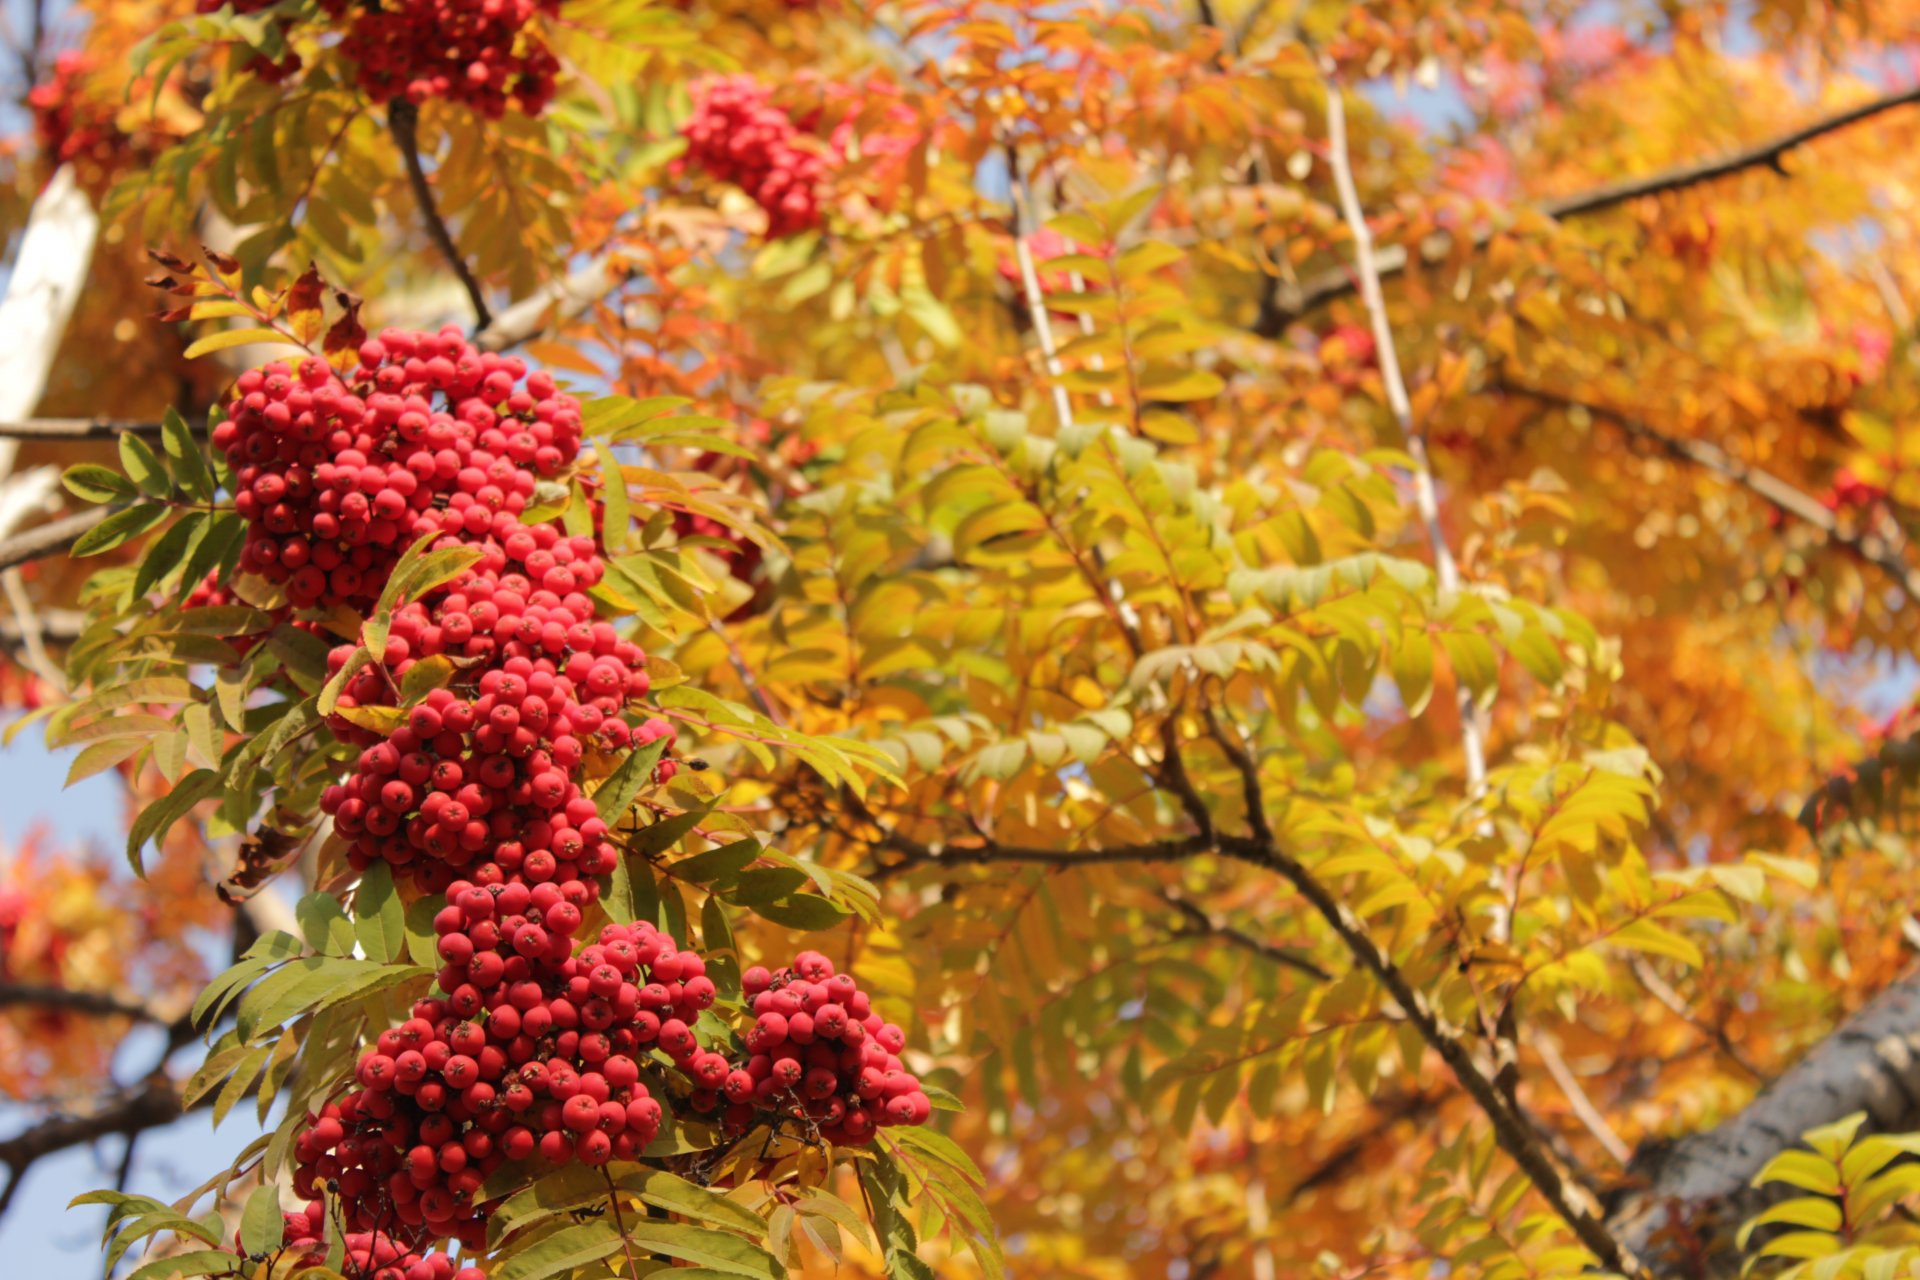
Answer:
1506 384 1920 603
388 101 492 331
1610 968 1920 1277
1158 887 1332 981
0 418 166 440
0 1075 194 1217
0 982 171 1024
474 257 625 354
0 506 111 572
1256 83 1920 333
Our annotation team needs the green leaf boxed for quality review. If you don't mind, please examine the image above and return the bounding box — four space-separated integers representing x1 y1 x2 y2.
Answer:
63 464 139 504
134 512 204 598
127 768 219 874
491 1222 623 1280
126 1249 243 1280
620 1169 767 1238
618 1221 781 1278
73 503 169 557
354 863 405 964
238 1183 282 1257
296 892 356 957
752 893 852 931
120 433 172 498
592 735 672 826
161 408 215 503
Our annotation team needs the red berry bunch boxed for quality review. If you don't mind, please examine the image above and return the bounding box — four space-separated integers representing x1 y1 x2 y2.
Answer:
690 951 930 1145
332 0 563 119
679 76 828 237
210 330 580 613
1821 467 1888 513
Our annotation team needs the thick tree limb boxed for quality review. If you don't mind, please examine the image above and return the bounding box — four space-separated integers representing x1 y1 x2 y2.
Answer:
0 506 111 572
388 101 492 330
1609 969 1920 1277
1256 83 1920 333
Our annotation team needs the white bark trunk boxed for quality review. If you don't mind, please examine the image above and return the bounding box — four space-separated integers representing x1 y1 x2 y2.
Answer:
1612 969 1920 1276
0 165 100 479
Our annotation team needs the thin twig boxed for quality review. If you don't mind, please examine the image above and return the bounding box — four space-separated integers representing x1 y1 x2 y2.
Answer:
388 101 492 330
1257 83 1920 331
1158 886 1332 981
1629 958 1769 1083
0 418 166 440
2 567 63 693
1529 1029 1632 1166
1323 86 1490 798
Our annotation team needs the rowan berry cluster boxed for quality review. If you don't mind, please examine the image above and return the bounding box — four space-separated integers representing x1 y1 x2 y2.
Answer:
199 0 564 115
211 331 579 613
205 330 925 1274
679 77 828 237
689 951 930 1146
333 0 564 119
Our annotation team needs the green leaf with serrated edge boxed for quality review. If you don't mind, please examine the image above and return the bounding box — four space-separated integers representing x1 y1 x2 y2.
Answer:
630 804 711 857
354 863 405 964
616 1221 781 1278
318 646 371 717
891 1125 987 1185
621 1168 767 1237
127 768 219 875
179 511 245 594
63 464 138 504
296 892 356 956
919 1083 964 1113
190 957 271 1032
234 957 366 1041
489 1164 608 1241
403 895 441 967
728 867 808 906
215 1045 270 1126
666 839 761 884
752 894 851 931
74 503 168 557
489 1222 622 1280
795 1195 873 1250
120 432 172 498
161 407 215 503
398 654 459 705
67 738 144 786
602 454 632 553
591 735 671 826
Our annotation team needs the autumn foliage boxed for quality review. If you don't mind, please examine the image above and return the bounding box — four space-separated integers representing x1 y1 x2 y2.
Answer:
7 2 1920 1280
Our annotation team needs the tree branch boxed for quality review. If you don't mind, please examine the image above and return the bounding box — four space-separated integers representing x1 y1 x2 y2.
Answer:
1158 887 1332 981
0 418 166 440
1256 83 1920 333
0 1075 193 1217
1506 385 1920 603
388 101 492 331
0 982 171 1024
0 506 111 572
473 257 625 353
1610 968 1920 1277
1216 831 1651 1277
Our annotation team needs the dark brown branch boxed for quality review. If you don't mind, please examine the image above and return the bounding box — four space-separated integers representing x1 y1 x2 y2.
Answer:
1256 84 1920 333
0 507 111 572
875 829 1214 872
0 419 166 440
0 982 171 1024
1160 887 1332 981
0 1076 192 1216
1214 832 1651 1278
1507 385 1920 602
388 101 492 331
